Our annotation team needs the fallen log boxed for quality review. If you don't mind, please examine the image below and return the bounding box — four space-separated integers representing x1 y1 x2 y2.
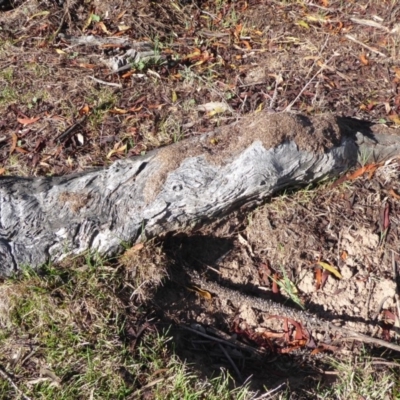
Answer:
1 112 400 276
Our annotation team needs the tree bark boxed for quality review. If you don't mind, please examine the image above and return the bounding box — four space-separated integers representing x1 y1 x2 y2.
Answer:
1 112 400 276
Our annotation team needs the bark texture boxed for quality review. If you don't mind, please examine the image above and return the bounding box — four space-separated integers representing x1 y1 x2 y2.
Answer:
1 112 400 276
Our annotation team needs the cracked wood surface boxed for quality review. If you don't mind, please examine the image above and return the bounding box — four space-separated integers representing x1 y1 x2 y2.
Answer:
1 112 400 276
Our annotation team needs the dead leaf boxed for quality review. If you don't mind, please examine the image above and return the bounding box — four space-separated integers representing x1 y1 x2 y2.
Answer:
296 20 310 29
238 233 255 257
131 243 144 252
272 273 280 294
17 116 40 125
388 113 400 125
315 267 322 290
197 101 230 116
79 104 90 116
383 202 390 230
107 143 127 159
187 285 212 300
347 165 367 180
349 163 380 180
0 168 5 175
10 133 17 154
97 21 111 35
311 343 339 355
15 147 29 154
234 23 243 39
109 108 128 114
360 53 369 65
389 188 400 200
78 63 96 69
317 261 342 279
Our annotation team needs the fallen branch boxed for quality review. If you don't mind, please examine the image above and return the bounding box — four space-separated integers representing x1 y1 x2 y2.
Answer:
1 112 400 276
187 270 400 353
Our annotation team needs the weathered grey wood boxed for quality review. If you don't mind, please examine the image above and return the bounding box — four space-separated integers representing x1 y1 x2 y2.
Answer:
1 112 400 276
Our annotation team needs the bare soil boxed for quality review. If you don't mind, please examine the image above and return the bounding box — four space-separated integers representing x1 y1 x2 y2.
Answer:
2 0 400 396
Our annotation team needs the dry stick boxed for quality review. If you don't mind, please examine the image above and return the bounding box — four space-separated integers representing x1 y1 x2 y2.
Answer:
345 34 387 57
0 365 31 400
284 52 338 112
251 383 287 400
88 76 123 88
349 18 389 33
188 272 400 353
218 343 244 382
180 326 264 358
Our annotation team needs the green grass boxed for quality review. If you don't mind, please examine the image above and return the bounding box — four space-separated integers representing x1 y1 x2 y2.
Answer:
0 257 255 399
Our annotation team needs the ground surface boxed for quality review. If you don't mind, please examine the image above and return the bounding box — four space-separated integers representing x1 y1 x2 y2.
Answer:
1 0 400 399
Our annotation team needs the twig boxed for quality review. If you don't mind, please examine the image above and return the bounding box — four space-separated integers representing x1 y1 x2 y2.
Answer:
181 325 264 358
0 365 31 400
55 116 87 143
251 382 286 399
345 34 387 57
218 344 243 382
350 18 389 33
370 360 400 368
393 250 400 326
284 52 338 112
88 76 122 88
341 332 400 353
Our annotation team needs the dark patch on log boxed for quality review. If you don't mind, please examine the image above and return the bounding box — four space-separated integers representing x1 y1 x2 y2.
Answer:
1 112 400 276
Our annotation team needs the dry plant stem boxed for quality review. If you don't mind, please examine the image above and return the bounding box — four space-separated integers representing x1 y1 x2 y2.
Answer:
345 34 387 57
88 76 122 88
252 383 287 400
349 18 389 32
188 272 400 353
284 52 337 112
0 365 31 400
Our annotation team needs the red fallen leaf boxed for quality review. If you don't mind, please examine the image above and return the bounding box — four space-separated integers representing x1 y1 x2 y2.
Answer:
382 310 396 323
311 343 339 355
14 147 29 154
261 331 285 339
321 270 330 289
347 163 381 180
315 267 322 290
17 116 40 125
268 315 307 341
330 174 348 188
122 70 135 79
128 105 143 112
280 344 304 354
272 273 280 294
283 317 289 342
